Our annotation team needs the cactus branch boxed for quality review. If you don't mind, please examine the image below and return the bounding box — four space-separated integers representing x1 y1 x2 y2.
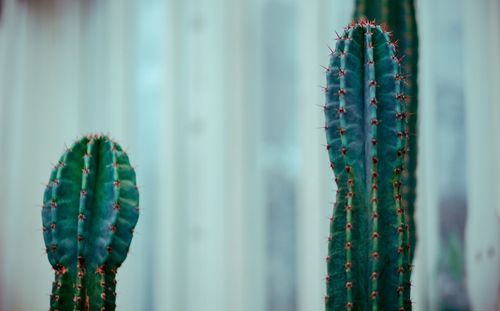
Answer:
324 21 411 311
42 134 139 311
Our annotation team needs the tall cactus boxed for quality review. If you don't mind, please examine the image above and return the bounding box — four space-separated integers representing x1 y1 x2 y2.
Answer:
42 134 139 311
354 0 419 265
323 21 411 310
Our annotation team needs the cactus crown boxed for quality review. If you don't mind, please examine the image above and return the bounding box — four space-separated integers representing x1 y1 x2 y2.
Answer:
324 20 411 310
42 134 139 310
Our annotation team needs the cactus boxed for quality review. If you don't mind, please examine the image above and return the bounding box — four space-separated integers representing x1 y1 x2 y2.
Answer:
323 20 411 310
42 134 139 311
354 0 419 265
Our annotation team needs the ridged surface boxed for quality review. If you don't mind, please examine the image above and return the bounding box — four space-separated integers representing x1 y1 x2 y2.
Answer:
354 0 419 267
42 134 139 311
324 21 411 311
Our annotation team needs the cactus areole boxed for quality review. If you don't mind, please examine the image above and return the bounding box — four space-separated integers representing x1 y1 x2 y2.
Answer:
42 134 139 311
323 21 412 310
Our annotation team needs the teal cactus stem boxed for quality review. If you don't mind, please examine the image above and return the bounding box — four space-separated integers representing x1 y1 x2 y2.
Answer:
354 0 419 268
42 134 139 311
323 21 411 310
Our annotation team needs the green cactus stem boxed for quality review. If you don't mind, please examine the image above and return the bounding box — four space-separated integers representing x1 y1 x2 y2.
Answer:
42 134 139 311
354 0 419 266
323 20 411 310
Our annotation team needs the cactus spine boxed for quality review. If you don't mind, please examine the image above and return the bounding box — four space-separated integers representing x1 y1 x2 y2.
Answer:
354 0 419 265
324 21 411 310
42 134 139 311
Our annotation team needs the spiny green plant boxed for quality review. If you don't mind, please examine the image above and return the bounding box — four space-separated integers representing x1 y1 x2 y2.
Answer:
42 134 139 311
354 0 419 264
323 20 412 310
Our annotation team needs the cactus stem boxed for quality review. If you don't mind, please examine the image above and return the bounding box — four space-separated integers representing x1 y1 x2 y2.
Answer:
325 21 412 310
43 135 139 311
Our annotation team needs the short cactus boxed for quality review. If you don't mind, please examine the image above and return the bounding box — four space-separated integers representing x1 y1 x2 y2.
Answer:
354 0 419 264
42 134 139 311
323 21 412 310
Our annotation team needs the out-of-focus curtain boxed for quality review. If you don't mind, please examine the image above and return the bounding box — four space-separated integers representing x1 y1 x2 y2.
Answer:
415 1 500 310
416 0 470 310
0 0 353 310
464 0 500 310
1 0 500 310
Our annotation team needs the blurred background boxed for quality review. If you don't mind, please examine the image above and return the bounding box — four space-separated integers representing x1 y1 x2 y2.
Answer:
0 0 499 310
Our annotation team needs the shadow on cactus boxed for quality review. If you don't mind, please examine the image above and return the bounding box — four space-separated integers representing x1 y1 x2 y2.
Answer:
42 134 139 311
323 20 412 310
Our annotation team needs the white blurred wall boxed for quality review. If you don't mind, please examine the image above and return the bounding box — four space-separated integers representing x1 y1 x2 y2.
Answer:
464 0 500 310
0 0 499 310
416 1 500 310
0 0 349 310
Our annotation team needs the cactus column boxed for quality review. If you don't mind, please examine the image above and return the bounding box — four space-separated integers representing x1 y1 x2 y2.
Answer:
42 134 139 311
354 0 419 265
324 21 411 310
